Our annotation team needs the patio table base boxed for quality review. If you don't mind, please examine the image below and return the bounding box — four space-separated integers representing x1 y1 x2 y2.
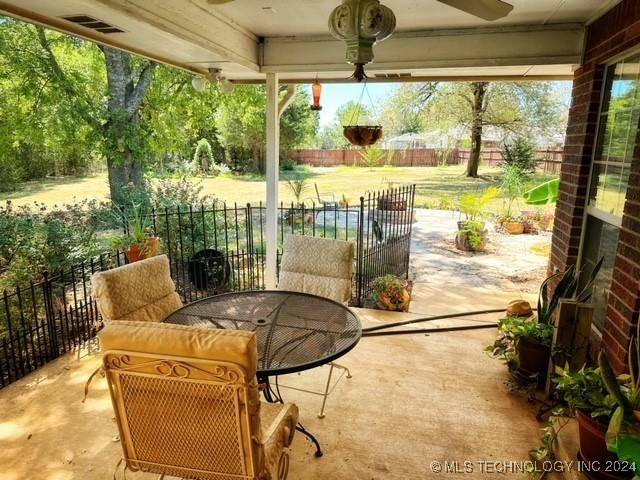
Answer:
260 374 323 458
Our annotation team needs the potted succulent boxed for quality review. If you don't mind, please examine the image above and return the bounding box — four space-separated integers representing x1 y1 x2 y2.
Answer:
371 274 412 312
486 258 603 388
455 187 498 253
111 207 160 263
599 323 640 475
554 366 635 478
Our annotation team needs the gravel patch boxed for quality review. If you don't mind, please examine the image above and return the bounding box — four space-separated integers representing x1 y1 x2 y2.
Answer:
409 209 551 295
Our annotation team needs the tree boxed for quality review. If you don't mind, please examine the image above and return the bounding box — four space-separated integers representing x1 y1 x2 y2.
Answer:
216 86 318 172
380 83 438 137
423 81 567 177
0 18 157 203
0 18 104 187
99 46 156 203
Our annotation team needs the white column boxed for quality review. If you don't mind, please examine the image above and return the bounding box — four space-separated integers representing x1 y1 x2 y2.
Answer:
265 72 279 290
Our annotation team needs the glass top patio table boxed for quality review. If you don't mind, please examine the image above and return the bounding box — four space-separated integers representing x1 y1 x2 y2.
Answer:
163 290 362 377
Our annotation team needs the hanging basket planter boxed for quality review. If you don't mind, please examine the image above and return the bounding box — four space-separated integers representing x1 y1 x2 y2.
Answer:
343 125 383 147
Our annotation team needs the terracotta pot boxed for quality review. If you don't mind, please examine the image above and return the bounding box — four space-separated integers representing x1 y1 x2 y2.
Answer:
343 125 383 147
455 230 488 252
515 337 550 388
576 410 634 479
126 237 160 263
504 222 525 235
375 281 412 312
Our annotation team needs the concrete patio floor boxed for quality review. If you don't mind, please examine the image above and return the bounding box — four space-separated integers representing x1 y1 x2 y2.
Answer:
0 284 544 479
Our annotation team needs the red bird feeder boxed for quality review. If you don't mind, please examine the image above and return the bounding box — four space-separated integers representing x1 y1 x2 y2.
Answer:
310 79 323 111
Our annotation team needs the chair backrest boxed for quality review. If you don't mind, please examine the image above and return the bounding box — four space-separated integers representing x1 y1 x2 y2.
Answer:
314 182 322 202
100 321 263 479
278 234 355 303
91 255 183 323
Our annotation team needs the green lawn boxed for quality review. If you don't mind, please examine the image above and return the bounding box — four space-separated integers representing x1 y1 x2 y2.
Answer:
0 165 557 213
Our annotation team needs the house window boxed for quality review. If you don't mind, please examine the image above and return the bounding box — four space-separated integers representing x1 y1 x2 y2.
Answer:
581 54 640 329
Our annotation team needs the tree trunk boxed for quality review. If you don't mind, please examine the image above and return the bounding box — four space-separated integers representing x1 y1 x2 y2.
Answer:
466 82 487 178
102 47 156 204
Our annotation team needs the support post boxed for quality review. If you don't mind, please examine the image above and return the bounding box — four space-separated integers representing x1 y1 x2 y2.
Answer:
265 73 279 289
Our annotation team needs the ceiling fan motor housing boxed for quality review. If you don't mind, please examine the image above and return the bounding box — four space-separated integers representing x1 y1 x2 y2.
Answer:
328 0 396 66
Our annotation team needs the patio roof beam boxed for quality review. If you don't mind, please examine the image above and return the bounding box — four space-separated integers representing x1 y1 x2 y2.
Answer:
231 74 574 85
262 24 584 74
95 0 260 71
0 0 260 75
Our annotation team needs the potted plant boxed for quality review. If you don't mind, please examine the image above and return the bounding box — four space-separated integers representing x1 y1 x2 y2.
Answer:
371 274 412 312
498 163 526 234
497 212 526 234
455 187 498 252
599 323 640 475
111 206 160 263
455 220 488 252
486 314 553 387
486 258 603 388
554 366 635 478
343 125 383 147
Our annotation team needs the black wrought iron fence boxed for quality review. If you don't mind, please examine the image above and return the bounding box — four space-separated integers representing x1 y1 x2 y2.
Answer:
0 184 415 388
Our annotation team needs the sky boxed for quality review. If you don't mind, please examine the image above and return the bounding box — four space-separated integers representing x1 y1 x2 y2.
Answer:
303 81 573 128
303 83 398 127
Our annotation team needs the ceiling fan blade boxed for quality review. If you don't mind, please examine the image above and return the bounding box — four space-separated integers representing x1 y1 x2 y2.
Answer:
206 0 234 4
437 0 514 21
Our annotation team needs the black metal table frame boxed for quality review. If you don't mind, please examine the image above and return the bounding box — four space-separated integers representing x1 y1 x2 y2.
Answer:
164 290 362 458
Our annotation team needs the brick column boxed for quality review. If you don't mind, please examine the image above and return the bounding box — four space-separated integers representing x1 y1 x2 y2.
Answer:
549 0 640 373
549 67 602 275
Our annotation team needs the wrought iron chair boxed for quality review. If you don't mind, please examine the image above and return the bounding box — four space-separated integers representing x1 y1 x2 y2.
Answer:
91 254 183 323
277 234 355 418
99 320 298 480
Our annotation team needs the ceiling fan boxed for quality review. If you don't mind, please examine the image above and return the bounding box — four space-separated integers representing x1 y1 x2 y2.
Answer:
206 0 514 22
438 0 514 21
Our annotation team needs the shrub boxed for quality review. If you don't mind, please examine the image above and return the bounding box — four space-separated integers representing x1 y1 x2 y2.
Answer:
152 175 216 210
502 137 537 172
280 158 297 171
359 146 385 168
0 199 108 288
285 173 310 205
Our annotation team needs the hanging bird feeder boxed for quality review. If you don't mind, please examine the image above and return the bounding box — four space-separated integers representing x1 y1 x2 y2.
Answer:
329 0 396 82
310 78 323 111
343 80 383 147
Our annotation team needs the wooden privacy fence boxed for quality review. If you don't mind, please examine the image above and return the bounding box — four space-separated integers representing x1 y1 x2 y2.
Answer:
288 148 563 173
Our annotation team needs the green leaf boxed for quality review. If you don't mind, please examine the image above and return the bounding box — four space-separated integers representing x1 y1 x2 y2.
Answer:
606 406 624 449
523 178 560 205
615 435 640 473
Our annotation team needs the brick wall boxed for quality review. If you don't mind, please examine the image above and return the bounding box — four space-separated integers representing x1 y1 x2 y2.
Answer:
551 0 640 372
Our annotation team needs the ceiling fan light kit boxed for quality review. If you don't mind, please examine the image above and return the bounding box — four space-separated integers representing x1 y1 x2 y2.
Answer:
329 0 396 82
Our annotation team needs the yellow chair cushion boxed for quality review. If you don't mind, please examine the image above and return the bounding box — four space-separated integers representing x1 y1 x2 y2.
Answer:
91 255 182 322
99 320 257 378
278 235 355 303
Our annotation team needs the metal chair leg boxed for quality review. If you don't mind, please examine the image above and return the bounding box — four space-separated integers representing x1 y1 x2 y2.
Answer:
318 364 334 419
331 362 352 379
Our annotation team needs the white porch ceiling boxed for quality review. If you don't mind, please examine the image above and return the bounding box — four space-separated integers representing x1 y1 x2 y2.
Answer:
214 0 617 37
0 0 623 82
